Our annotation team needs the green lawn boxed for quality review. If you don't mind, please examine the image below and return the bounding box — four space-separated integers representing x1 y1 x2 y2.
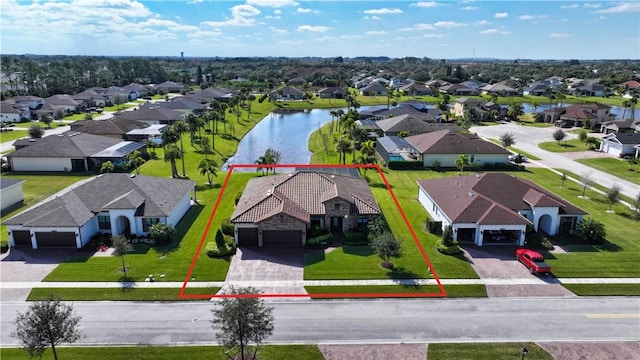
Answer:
538 139 591 152
0 128 29 143
485 138 541 160
63 113 93 120
576 157 640 185
518 113 552 128
102 103 137 112
305 284 486 297
556 168 634 204
27 287 221 301
428 342 552 360
1 345 325 360
562 283 640 296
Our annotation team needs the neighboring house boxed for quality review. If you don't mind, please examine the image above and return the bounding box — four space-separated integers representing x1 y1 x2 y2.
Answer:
600 119 637 134
460 80 488 91
376 136 419 163
400 83 431 96
8 95 44 110
1 101 29 123
126 124 167 144
451 98 484 118
425 79 451 88
439 83 476 96
577 83 605 97
366 103 441 123
417 173 587 246
69 118 150 140
139 98 207 114
480 81 518 96
269 86 305 100
287 77 306 86
0 178 25 211
230 171 381 247
122 83 152 99
4 174 196 249
189 87 235 103
153 81 183 93
73 90 110 107
375 114 441 137
113 106 186 125
541 103 615 127
8 131 145 172
599 132 640 157
316 86 345 99
405 130 509 168
360 83 388 96
523 81 551 96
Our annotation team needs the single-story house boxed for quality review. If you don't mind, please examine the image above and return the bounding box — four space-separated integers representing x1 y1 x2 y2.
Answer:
359 83 387 96
480 82 518 96
405 130 509 168
4 174 196 249
122 83 153 99
287 77 306 86
188 87 235 103
0 178 25 211
44 94 86 114
70 118 150 140
375 114 439 137
376 136 419 163
153 81 183 93
1 101 29 123
73 90 110 107
126 124 168 144
8 96 44 110
417 173 587 246
400 83 431 96
599 132 640 158
113 107 186 125
600 119 638 134
316 87 345 99
8 131 145 172
577 83 605 97
269 86 304 101
230 171 381 247
440 84 476 96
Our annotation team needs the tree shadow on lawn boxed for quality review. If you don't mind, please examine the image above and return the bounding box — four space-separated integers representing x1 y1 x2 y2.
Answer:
303 252 325 266
386 266 421 279
370 182 392 189
152 204 205 257
343 245 375 257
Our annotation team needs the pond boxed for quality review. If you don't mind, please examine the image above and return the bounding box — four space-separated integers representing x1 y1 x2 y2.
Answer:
223 106 384 169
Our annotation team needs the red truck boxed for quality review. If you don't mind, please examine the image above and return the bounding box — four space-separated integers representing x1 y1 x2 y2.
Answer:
516 249 552 275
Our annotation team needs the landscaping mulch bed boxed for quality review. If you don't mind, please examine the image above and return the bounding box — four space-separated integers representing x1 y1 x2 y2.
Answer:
538 341 640 360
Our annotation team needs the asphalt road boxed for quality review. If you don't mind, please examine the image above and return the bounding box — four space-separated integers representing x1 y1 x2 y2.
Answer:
470 123 640 200
2 298 639 346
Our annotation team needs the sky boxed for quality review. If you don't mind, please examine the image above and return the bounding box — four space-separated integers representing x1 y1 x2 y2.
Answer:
1 0 639 59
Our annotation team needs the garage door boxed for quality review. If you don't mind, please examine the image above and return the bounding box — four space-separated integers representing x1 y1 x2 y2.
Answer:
263 230 302 247
12 230 31 247
237 228 258 247
35 232 77 248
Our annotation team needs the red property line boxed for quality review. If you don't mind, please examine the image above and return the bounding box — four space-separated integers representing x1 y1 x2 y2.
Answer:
180 164 446 299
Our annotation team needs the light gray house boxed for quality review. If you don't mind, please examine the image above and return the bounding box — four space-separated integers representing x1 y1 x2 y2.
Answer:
599 132 640 157
0 178 25 212
4 174 196 249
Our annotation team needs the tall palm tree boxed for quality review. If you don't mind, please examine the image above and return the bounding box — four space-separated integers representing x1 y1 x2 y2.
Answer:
184 114 199 144
336 137 353 165
198 158 218 185
126 150 145 175
629 94 638 121
349 125 367 162
163 144 181 178
455 154 469 175
246 94 256 119
507 103 524 122
171 121 189 177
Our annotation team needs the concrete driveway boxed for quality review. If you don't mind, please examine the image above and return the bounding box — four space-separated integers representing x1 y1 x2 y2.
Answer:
463 245 575 298
220 247 307 296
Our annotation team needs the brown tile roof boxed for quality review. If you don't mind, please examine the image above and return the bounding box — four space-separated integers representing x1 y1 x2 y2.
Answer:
417 173 586 225
231 171 380 224
406 130 509 155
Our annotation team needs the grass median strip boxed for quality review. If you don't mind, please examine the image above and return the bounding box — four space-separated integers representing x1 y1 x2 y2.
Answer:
576 158 640 186
27 287 221 301
562 284 640 296
304 284 486 297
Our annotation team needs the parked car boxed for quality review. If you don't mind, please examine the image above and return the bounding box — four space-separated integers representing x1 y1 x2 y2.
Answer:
508 154 528 163
516 249 552 275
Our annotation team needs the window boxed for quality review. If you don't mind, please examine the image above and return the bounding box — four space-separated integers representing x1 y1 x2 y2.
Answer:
142 218 160 232
470 155 475 163
334 204 340 210
98 215 111 230
357 217 369 224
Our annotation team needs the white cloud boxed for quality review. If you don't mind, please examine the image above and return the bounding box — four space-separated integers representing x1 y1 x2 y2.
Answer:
265 15 281 19
187 0 203 4
246 0 298 8
480 28 511 34
550 33 571 38
274 9 281 14
424 34 444 38
365 30 387 35
270 26 288 34
473 20 491 25
433 21 466 28
594 3 639 13
202 4 261 27
494 12 508 18
461 6 477 11
364 15 382 20
297 25 329 32
519 14 547 20
400 23 435 31
410 2 441 8
363 8 403 15
584 3 601 9
560 4 579 9
297 7 318 14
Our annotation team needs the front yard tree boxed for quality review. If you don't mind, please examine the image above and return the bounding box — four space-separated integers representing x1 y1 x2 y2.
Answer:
163 144 182 178
580 172 593 198
12 296 82 360
211 286 274 360
39 113 53 129
577 217 606 245
605 184 621 212
172 121 189 177
112 234 133 279
455 154 469 175
198 158 218 186
560 172 567 187
370 231 403 269
53 109 65 124
28 124 44 138
148 223 177 245
499 132 515 148
553 129 566 145
507 102 524 121
113 94 126 110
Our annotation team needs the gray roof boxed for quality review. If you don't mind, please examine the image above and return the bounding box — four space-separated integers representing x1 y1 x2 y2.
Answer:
8 132 125 158
4 174 196 227
0 178 24 190
69 118 149 136
114 107 185 122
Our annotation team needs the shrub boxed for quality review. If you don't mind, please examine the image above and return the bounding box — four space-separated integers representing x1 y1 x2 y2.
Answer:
442 225 454 246
425 221 442 236
1 239 9 253
308 225 325 239
576 217 606 245
306 234 333 248
215 228 226 249
527 233 554 250
221 220 234 236
388 160 423 170
205 240 236 258
435 238 462 255
343 231 368 245
148 223 177 244
431 160 442 170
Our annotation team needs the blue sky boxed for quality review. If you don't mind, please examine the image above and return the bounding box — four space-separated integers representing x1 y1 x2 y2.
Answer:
1 0 638 59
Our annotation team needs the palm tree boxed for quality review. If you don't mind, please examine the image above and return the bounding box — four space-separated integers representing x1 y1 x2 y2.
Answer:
507 103 524 122
126 150 145 175
255 156 268 176
184 114 199 144
171 121 189 177
100 161 114 173
621 99 631 120
530 100 539 114
163 144 181 178
246 94 256 119
455 154 469 175
349 125 367 162
629 94 638 121
198 158 218 185
335 136 353 165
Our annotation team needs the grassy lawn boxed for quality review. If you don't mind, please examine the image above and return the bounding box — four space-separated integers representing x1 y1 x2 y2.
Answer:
102 103 137 112
576 157 640 185
63 113 93 120
0 128 29 143
485 138 541 160
305 284 486 297
428 342 552 360
562 283 640 296
1 345 325 360
516 168 640 277
518 113 552 128
538 139 590 152
27 287 220 301
554 168 634 204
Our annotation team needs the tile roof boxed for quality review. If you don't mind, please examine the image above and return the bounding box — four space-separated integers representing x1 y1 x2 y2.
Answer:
417 173 587 225
405 130 509 155
231 171 380 224
4 174 196 227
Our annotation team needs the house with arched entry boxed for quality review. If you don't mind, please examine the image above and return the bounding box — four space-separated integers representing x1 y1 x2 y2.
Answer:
417 173 587 246
4 174 196 249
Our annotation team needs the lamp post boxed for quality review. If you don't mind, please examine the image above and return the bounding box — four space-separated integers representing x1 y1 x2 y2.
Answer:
520 346 528 360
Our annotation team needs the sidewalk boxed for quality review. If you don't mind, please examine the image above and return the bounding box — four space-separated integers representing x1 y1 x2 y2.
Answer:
1 277 639 290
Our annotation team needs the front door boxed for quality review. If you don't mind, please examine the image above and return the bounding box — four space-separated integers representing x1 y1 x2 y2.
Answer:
330 216 343 232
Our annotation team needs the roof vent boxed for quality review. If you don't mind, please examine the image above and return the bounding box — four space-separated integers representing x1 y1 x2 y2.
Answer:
130 174 136 178
468 192 475 198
